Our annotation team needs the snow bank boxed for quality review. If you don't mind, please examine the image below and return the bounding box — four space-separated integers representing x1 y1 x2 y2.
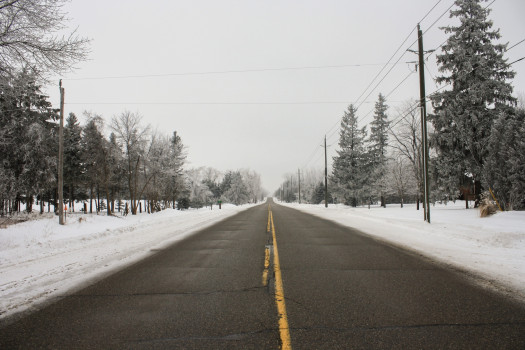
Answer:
0 204 255 320
279 201 525 300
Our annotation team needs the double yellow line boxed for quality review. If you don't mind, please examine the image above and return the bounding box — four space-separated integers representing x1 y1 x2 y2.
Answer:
265 204 292 350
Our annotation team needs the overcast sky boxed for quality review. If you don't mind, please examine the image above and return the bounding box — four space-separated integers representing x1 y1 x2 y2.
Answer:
45 0 525 192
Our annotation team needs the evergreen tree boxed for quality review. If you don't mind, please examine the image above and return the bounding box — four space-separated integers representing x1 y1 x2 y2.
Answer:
81 116 107 213
368 93 390 207
0 71 57 213
311 181 333 205
221 171 249 205
108 132 125 212
165 131 186 207
332 104 368 206
64 113 83 209
429 0 516 202
484 109 525 210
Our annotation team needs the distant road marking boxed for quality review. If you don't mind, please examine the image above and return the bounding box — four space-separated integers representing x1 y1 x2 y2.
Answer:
267 204 271 232
269 206 292 350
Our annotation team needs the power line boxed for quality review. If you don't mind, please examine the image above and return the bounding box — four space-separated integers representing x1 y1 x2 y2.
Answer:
352 0 451 113
352 27 417 110
419 0 445 25
422 1 456 36
300 137 326 170
299 0 448 171
64 100 388 106
506 38 525 52
64 62 408 81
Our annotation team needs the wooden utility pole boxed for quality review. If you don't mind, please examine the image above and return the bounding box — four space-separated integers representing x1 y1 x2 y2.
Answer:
324 135 328 208
417 24 431 223
298 169 301 204
58 80 65 225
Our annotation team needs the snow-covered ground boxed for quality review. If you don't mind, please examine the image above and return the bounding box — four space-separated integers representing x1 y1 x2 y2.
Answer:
279 200 525 301
0 204 255 320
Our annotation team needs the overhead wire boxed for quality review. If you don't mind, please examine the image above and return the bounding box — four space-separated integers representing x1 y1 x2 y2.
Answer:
353 0 457 125
299 0 450 172
64 62 408 81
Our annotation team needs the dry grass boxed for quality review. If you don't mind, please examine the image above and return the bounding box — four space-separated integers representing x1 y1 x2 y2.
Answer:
479 192 499 217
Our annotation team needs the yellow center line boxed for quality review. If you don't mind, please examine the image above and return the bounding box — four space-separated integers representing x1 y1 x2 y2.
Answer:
262 246 270 286
269 205 292 350
267 204 271 233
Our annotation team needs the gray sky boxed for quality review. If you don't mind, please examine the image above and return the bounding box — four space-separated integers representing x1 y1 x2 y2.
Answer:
45 0 525 192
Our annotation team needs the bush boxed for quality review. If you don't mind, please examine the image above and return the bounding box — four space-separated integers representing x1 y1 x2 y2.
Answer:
177 198 190 210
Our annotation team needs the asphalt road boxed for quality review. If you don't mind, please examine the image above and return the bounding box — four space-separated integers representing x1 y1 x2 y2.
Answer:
1 199 525 349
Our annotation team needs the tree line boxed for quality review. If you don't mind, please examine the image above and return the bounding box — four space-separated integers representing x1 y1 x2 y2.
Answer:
184 167 266 208
0 70 266 215
0 1 268 216
0 75 188 215
278 0 525 211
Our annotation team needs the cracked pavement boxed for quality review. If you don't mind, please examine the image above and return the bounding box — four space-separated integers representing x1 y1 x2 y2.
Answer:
1 199 525 349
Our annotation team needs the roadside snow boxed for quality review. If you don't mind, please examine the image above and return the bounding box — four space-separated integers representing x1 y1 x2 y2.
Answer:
0 204 254 320
279 201 525 301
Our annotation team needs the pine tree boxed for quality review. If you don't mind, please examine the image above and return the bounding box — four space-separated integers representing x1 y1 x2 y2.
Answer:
64 113 83 209
368 93 390 207
311 181 333 205
0 71 57 213
81 116 107 213
222 171 249 205
332 104 368 206
484 109 525 210
429 0 516 202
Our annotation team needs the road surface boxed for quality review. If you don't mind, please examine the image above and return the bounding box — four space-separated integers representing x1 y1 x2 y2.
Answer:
1 199 524 349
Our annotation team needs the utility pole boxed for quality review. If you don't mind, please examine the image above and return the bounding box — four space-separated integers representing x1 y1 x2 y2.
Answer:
298 169 301 204
58 80 65 225
324 135 328 208
417 23 431 223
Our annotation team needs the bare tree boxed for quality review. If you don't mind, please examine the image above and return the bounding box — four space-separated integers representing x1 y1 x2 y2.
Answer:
0 0 89 80
389 100 424 209
111 111 150 215
241 169 262 203
386 157 418 208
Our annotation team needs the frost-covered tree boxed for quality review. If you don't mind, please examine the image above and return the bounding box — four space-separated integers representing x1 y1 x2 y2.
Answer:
386 156 418 208
429 0 516 203
202 167 222 201
162 131 186 209
107 132 126 212
0 0 89 81
368 94 390 207
81 113 107 213
300 168 323 204
0 71 57 213
185 167 213 208
310 181 333 205
64 113 83 209
110 111 150 215
483 109 525 210
241 169 262 203
221 171 249 205
389 100 424 209
332 104 369 206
